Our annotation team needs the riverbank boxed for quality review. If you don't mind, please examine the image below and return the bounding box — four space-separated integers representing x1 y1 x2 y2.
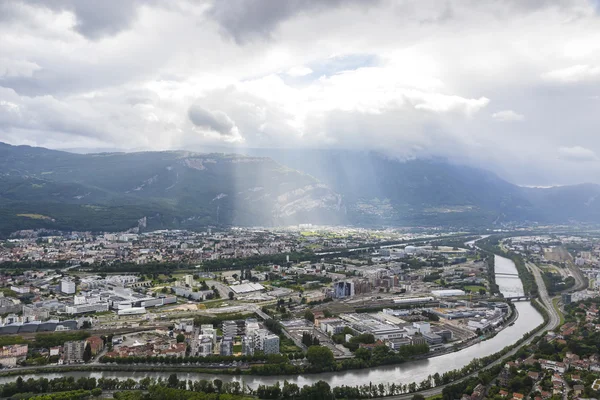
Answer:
0 296 520 379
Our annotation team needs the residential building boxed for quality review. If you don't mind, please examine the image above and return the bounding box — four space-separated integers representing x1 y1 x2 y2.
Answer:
196 336 213 356
0 344 28 358
222 320 244 337
242 335 255 355
220 336 233 356
263 334 280 355
0 357 17 367
63 340 86 363
85 336 104 355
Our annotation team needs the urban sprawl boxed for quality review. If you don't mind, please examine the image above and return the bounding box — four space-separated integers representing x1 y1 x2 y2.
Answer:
1 227 600 400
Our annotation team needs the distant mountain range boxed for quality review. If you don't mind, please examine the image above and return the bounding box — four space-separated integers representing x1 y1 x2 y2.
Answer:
1 142 599 236
243 148 600 226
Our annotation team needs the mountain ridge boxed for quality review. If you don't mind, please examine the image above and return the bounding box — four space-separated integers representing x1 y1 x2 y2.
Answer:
1 142 599 235
0 142 345 235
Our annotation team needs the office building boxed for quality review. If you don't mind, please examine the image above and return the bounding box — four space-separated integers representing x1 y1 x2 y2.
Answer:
60 280 76 295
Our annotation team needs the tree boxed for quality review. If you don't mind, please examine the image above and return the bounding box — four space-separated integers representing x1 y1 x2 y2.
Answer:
82 320 92 329
306 345 334 368
83 343 92 362
355 347 371 361
168 374 179 388
228 291 234 300
304 309 315 322
176 334 185 343
412 394 426 400
282 381 300 398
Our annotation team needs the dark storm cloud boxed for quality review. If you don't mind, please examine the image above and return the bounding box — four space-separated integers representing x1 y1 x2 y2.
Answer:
188 105 236 136
207 0 377 43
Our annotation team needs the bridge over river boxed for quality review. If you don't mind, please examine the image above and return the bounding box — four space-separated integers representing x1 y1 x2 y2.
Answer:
504 295 531 301
495 272 520 277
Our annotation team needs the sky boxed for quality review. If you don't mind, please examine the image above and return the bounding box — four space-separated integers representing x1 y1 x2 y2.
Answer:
1 0 600 186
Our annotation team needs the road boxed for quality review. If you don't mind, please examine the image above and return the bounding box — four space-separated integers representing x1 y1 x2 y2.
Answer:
527 263 560 330
383 262 561 400
565 260 587 292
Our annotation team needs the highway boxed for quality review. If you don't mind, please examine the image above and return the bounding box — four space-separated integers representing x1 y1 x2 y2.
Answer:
383 262 561 400
566 260 587 292
527 263 560 329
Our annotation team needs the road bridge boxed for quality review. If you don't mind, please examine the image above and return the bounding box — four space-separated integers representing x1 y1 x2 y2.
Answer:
504 295 531 302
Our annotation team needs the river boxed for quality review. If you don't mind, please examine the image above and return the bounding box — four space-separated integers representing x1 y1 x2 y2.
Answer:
0 255 542 388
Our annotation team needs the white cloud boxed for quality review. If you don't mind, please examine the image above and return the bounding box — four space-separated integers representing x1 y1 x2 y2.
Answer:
286 66 313 77
0 58 41 78
491 110 525 122
542 65 600 83
558 146 599 162
2 0 600 184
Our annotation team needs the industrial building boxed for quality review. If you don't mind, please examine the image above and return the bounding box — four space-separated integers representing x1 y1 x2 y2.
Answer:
393 296 435 305
229 283 265 294
431 289 466 297
117 307 146 316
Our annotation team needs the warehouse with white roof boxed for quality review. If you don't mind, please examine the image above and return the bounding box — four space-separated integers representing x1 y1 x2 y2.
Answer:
229 282 265 294
431 289 466 297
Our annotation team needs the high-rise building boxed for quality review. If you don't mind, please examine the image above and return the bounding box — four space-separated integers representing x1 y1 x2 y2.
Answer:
60 279 76 295
334 281 355 298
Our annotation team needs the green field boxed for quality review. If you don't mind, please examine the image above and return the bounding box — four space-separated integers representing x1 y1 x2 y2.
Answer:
463 285 486 293
553 297 565 326
279 337 302 353
17 213 52 220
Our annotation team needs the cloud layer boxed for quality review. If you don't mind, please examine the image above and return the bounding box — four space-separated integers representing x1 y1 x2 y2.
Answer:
1 0 600 185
